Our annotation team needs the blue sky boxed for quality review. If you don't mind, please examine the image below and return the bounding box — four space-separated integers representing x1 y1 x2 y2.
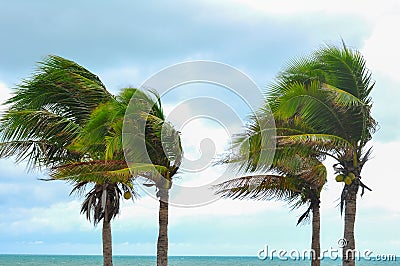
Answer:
1 0 400 257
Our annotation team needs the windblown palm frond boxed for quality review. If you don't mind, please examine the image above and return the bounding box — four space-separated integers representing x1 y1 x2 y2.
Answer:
49 160 129 183
215 174 301 201
6 55 111 121
321 83 367 108
278 133 354 159
215 109 327 225
214 156 326 225
271 81 349 138
56 86 182 211
319 43 377 145
0 55 112 168
80 183 122 225
316 43 374 103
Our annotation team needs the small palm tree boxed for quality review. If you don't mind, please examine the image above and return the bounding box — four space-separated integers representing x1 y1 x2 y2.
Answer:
216 115 326 266
50 160 139 266
0 56 136 266
216 159 326 265
49 90 138 266
268 42 376 266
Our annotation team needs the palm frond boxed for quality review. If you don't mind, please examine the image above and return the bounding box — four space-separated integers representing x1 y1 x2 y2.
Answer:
273 81 348 137
214 174 301 202
6 55 111 123
316 43 374 103
321 83 366 108
80 183 121 225
278 133 354 157
50 160 129 183
0 55 111 169
297 204 313 225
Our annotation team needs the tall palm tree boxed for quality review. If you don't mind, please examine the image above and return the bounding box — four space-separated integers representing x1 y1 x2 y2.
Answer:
268 42 376 266
123 90 182 266
216 115 326 266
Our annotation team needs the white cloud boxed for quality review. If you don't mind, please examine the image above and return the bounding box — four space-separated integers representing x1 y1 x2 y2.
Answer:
112 194 283 230
163 101 242 187
171 198 281 219
0 82 11 115
362 15 400 82
222 0 400 87
179 118 229 161
356 141 400 212
2 201 94 235
218 0 399 19
0 159 72 207
320 140 400 213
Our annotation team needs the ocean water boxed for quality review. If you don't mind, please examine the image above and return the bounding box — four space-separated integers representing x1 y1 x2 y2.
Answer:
0 255 398 266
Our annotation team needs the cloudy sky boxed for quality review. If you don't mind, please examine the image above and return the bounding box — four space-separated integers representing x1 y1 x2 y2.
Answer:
1 0 400 257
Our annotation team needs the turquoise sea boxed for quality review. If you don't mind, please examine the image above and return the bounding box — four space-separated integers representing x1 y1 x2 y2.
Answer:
0 255 398 265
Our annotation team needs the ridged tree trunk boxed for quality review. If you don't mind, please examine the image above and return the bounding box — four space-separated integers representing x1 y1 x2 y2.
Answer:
343 184 357 266
311 203 320 266
102 214 113 266
157 188 169 266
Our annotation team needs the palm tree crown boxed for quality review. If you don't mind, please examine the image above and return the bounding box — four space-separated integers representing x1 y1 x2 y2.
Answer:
0 55 112 168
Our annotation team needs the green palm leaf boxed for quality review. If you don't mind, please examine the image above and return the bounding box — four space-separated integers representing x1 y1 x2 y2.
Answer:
316 43 374 103
278 133 354 158
0 55 112 169
215 174 301 201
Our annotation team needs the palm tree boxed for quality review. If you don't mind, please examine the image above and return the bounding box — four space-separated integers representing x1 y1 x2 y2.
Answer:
216 160 326 265
0 56 182 265
0 55 129 265
268 42 376 266
122 90 182 266
215 115 326 266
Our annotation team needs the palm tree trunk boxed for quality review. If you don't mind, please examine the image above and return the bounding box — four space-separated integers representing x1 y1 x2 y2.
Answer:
311 203 320 266
343 186 357 266
157 188 169 266
102 216 113 266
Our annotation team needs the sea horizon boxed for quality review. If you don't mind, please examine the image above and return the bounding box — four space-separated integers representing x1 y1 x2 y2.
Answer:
0 254 398 265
